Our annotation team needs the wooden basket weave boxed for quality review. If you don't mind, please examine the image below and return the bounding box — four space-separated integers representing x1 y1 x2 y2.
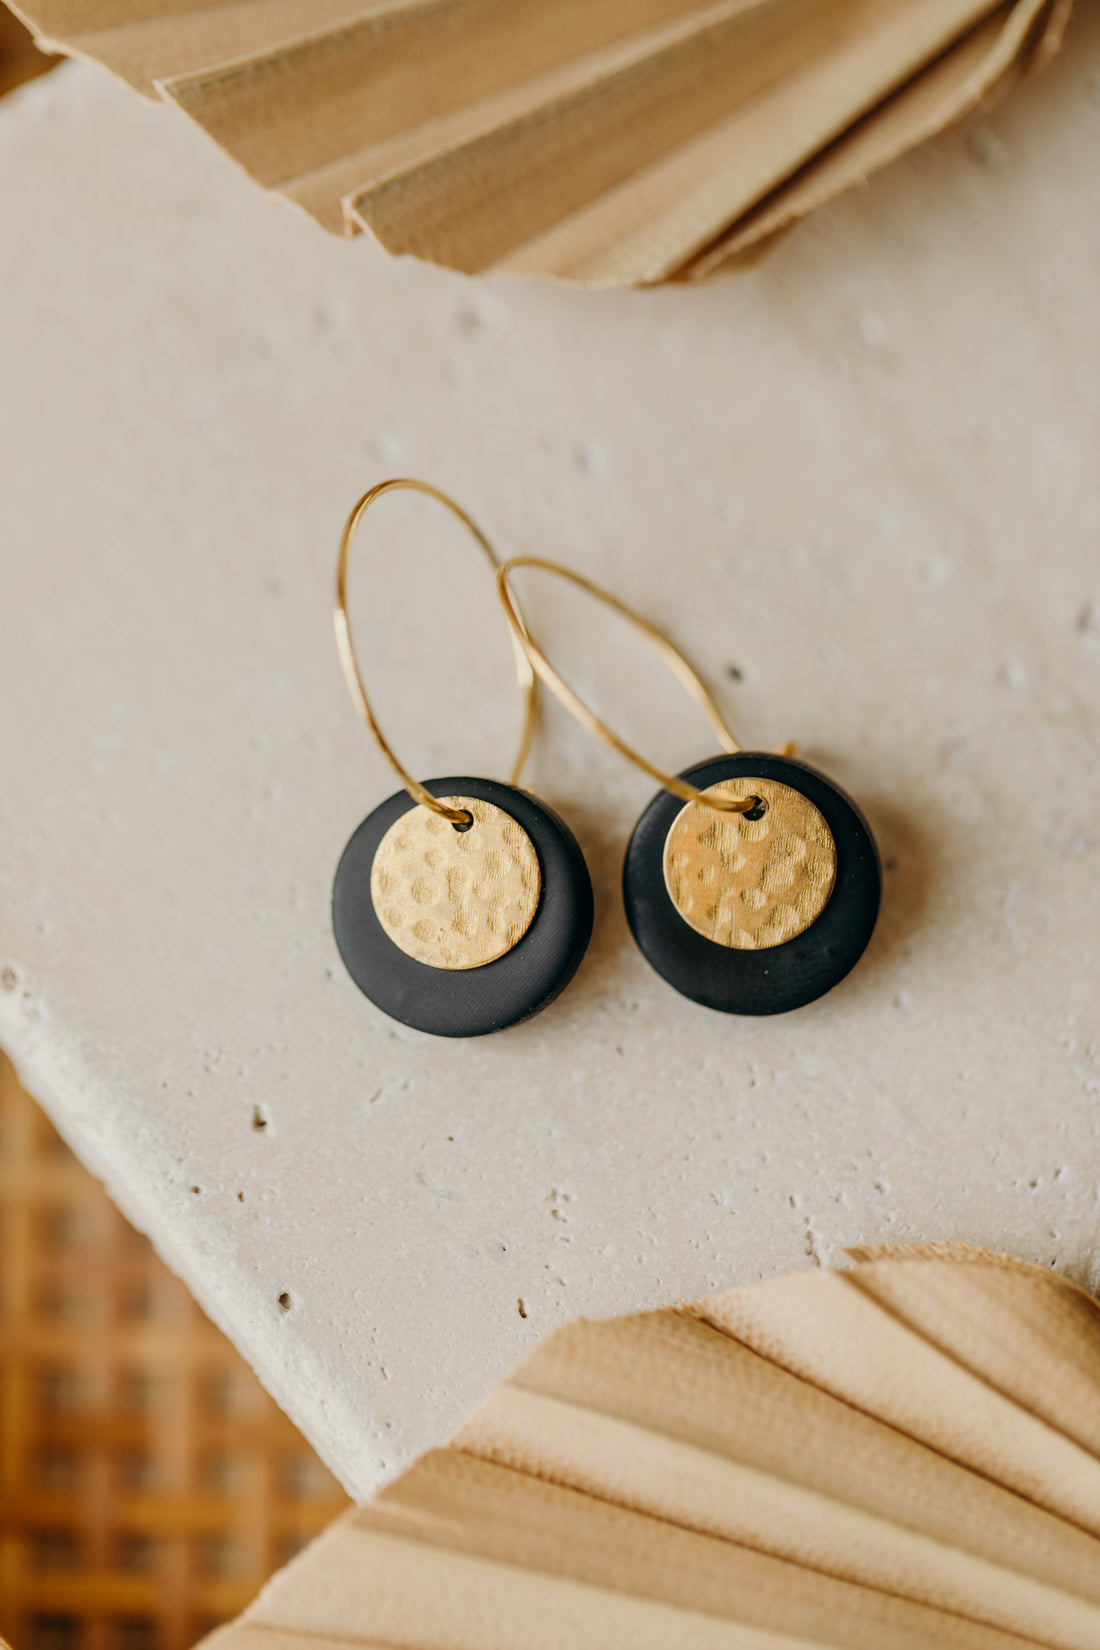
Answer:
0 1054 349 1650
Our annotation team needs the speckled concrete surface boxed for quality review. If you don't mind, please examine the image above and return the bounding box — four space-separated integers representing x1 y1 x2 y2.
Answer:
1 19 1098 1499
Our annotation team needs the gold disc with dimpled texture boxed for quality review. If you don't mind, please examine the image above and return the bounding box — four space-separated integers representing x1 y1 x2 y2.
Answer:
370 796 541 970
663 776 837 951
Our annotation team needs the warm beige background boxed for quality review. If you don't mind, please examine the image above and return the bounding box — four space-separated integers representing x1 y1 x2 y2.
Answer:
1 16 1098 1499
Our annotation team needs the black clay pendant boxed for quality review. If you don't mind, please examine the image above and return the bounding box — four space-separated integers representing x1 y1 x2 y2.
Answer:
333 776 593 1037
623 753 880 1016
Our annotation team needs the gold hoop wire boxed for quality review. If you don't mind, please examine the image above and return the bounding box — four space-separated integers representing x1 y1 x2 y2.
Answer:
335 479 537 827
496 558 766 815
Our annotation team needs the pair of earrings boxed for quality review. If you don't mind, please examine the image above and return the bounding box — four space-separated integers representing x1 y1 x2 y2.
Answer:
332 479 880 1038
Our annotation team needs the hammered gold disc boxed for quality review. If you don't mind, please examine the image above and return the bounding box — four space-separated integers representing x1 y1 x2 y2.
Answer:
663 777 837 950
370 796 541 971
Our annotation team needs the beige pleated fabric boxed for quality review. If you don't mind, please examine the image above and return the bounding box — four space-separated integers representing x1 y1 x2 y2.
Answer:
199 1244 1100 1648
6 0 1072 285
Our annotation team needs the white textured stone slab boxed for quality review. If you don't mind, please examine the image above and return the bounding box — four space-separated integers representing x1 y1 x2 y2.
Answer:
1 28 1098 1500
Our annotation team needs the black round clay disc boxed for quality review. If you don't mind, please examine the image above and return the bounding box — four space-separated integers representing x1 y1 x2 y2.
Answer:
333 777 593 1037
623 753 880 1017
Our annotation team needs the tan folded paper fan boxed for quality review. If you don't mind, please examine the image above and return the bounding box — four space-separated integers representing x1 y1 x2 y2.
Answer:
7 0 1072 286
200 1243 1100 1649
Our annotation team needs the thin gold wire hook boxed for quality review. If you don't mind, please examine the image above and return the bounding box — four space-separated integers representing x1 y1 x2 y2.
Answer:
496 557 768 815
335 479 538 828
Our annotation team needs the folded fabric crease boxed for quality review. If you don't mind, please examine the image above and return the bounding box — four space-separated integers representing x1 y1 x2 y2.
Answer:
6 0 1073 284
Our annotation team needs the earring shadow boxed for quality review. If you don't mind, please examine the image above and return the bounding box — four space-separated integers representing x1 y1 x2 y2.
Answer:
823 781 945 1013
560 800 637 984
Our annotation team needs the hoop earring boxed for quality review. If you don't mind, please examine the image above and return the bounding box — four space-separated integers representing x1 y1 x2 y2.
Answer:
331 482 593 1038
497 558 880 1017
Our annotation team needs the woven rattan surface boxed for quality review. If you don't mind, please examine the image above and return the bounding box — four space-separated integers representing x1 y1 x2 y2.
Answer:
0 1054 349 1650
